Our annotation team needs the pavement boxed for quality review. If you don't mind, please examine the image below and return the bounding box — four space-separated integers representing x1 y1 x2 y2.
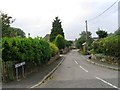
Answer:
36 49 119 89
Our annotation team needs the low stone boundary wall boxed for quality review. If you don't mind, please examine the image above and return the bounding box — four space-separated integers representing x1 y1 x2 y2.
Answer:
91 54 119 65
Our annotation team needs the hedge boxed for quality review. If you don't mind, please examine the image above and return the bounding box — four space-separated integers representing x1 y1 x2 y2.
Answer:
2 37 61 82
2 37 51 65
92 35 120 59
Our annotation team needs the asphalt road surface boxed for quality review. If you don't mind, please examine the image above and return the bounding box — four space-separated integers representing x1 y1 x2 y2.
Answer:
36 49 119 89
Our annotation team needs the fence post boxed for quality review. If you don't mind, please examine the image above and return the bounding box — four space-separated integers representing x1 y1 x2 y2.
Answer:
15 68 19 81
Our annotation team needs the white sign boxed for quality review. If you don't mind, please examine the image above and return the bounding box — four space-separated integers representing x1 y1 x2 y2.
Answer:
15 62 25 68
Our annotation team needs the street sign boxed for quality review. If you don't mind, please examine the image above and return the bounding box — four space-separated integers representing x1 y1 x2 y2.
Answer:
15 62 25 68
15 62 25 81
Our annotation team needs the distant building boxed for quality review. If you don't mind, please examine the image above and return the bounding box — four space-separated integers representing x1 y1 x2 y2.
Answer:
44 34 50 41
92 37 99 41
71 41 76 49
82 42 86 46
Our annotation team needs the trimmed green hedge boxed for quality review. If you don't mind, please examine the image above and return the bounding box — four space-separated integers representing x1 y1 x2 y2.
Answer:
92 35 120 59
2 37 51 65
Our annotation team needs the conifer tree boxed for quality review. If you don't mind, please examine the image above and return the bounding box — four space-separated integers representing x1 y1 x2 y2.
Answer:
50 17 64 42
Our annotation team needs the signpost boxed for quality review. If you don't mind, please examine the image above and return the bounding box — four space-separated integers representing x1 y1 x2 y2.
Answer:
15 62 25 81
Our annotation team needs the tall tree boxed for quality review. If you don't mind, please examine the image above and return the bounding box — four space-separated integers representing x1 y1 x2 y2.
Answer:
1 13 15 37
96 28 108 39
50 17 64 42
1 12 25 37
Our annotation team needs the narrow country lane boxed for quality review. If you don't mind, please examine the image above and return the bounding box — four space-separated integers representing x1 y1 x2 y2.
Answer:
36 49 119 88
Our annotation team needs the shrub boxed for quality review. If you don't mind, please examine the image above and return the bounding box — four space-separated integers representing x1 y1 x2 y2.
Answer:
92 35 120 59
54 34 65 50
2 37 51 65
50 43 59 57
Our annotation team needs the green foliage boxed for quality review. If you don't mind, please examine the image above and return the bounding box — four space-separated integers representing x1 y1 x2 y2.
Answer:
90 49 95 55
65 40 73 47
2 37 62 82
75 31 93 49
1 13 25 37
2 37 51 65
50 17 64 42
2 40 11 62
1 13 14 37
10 27 26 37
50 43 59 57
54 34 65 50
114 27 120 35
75 38 85 49
92 35 120 59
96 28 108 39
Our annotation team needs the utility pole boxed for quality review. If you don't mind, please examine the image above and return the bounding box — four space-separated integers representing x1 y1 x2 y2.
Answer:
85 20 88 41
85 20 88 53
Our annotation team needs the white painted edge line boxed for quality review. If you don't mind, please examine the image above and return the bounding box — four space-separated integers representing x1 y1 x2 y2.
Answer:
96 77 119 89
79 65 88 72
74 60 78 64
30 57 65 88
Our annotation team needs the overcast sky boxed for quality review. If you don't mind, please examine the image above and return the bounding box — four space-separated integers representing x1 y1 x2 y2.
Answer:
0 0 119 40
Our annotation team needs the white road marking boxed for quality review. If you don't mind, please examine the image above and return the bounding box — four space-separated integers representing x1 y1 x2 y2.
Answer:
96 77 119 89
79 66 88 72
74 60 78 64
74 60 88 72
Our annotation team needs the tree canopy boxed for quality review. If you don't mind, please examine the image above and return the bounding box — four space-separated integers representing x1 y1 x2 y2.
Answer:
50 17 64 42
96 28 108 39
11 27 26 37
1 12 25 37
1 13 14 37
76 31 93 49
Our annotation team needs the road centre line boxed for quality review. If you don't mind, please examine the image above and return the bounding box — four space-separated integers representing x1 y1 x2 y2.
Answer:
79 65 88 72
96 77 119 89
74 60 78 64
74 60 88 72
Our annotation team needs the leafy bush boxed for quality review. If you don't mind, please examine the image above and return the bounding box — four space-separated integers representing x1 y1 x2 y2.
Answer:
50 43 59 57
92 35 120 59
2 37 63 82
54 34 65 50
2 37 51 65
